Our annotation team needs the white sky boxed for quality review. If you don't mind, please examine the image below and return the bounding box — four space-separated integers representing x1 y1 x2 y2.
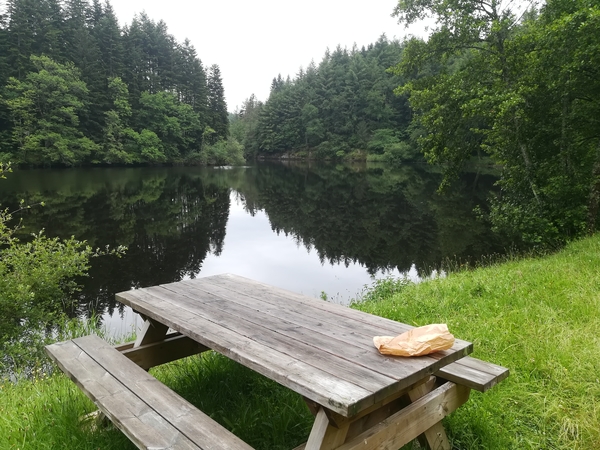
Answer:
108 0 429 111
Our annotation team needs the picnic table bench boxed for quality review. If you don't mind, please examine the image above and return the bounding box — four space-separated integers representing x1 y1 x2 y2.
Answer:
46 274 508 450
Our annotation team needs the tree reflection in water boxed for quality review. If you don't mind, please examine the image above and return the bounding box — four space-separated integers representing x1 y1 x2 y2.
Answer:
0 162 505 327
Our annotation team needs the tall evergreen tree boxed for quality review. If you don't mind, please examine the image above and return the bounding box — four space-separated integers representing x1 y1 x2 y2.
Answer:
100 76 136 164
63 0 105 138
0 0 226 167
207 64 228 141
90 1 123 79
243 37 408 158
175 39 207 116
6 0 64 78
0 7 11 156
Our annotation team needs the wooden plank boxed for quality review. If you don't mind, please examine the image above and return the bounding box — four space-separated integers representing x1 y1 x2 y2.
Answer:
408 377 451 450
177 276 472 373
436 356 509 392
321 376 429 430
134 318 169 347
46 339 201 450
160 282 401 391
204 274 472 355
118 334 209 370
336 382 471 450
164 281 446 383
117 289 371 417
71 335 255 450
126 277 469 392
304 408 330 450
148 282 458 410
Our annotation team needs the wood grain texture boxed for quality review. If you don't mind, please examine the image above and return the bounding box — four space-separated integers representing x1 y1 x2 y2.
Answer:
118 287 370 417
336 382 471 450
436 356 509 392
408 377 451 450
116 273 474 417
46 335 254 450
304 408 331 450
118 334 209 370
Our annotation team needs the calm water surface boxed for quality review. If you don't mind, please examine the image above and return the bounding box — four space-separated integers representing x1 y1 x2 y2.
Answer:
0 162 504 338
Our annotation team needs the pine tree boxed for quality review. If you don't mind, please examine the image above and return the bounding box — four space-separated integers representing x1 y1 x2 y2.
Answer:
207 64 228 142
62 0 105 139
175 39 207 117
91 1 124 79
6 0 65 78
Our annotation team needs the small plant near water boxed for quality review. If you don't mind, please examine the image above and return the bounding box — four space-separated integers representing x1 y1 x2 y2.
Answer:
0 163 126 377
354 276 411 305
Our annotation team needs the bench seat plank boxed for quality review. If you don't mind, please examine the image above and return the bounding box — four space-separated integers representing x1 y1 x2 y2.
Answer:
436 356 509 392
46 335 253 450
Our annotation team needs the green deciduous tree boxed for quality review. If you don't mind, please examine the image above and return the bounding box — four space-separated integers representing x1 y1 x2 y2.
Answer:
0 1 230 167
136 91 202 160
0 162 126 372
4 55 97 166
99 76 137 164
392 0 600 245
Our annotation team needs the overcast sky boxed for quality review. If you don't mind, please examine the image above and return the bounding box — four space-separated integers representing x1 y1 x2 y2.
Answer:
108 0 428 111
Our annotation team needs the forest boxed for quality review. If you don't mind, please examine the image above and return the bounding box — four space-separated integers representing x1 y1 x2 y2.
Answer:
233 0 600 245
0 0 241 167
230 37 418 163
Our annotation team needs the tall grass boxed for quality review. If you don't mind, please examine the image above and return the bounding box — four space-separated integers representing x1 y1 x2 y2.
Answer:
151 352 313 450
354 235 600 449
0 373 134 449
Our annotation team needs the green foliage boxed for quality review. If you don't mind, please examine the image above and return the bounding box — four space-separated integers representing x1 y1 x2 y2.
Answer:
392 0 600 245
367 128 422 163
99 77 136 164
0 163 126 374
4 55 97 166
185 137 245 166
207 64 229 142
0 2 233 167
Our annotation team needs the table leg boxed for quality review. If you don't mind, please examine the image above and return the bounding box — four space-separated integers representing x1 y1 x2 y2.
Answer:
134 318 169 347
304 408 349 450
408 378 451 450
333 381 470 450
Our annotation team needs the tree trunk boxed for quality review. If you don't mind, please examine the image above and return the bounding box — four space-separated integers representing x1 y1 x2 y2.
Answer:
586 139 600 233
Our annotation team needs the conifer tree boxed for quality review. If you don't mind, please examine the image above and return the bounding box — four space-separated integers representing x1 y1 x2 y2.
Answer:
207 64 228 141
6 0 64 78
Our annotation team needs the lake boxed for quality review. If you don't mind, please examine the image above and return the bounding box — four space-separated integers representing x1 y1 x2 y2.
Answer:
0 161 505 338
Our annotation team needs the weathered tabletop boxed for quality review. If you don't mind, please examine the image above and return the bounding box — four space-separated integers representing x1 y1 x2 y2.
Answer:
117 273 472 419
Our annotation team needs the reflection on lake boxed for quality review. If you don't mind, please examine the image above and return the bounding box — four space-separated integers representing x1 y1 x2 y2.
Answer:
0 162 504 336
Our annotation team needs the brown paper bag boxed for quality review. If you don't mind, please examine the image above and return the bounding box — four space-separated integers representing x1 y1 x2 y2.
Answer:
373 324 455 356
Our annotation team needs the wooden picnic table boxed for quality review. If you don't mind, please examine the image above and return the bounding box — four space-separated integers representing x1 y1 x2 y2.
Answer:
47 274 508 450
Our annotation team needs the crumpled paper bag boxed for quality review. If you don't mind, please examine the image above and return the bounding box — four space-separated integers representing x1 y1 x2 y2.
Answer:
373 324 455 356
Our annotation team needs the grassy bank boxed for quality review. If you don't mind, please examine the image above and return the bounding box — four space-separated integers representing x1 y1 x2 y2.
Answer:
2 235 600 449
355 235 600 449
